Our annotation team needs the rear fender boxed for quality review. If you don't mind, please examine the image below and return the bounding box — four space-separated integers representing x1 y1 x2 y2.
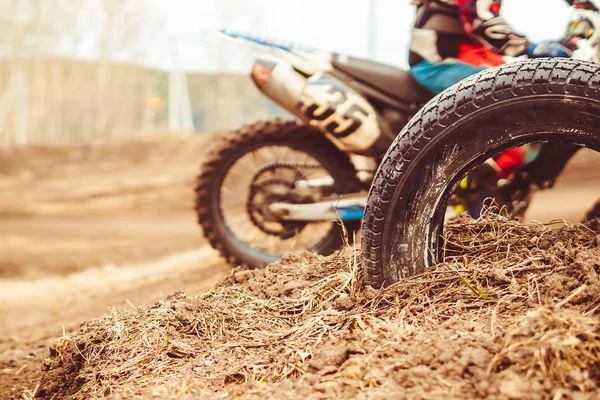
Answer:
219 29 333 74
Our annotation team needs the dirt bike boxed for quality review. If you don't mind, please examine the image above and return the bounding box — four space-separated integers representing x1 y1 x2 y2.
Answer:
361 4 600 288
196 2 600 269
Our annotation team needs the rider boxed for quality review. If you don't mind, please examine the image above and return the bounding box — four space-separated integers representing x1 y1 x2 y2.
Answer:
408 0 577 211
409 0 573 94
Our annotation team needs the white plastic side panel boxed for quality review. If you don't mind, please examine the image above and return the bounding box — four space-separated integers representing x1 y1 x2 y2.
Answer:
298 72 381 152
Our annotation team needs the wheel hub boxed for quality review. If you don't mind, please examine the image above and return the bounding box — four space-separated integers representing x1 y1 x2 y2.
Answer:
247 164 311 239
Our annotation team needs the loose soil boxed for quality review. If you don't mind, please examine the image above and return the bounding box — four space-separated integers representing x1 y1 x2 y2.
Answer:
0 137 599 399
32 214 600 399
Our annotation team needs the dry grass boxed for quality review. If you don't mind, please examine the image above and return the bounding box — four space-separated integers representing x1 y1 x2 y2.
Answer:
35 211 600 399
489 305 600 391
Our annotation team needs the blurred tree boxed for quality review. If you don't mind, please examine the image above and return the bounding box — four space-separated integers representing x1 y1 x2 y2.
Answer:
211 0 267 131
0 0 166 144
0 0 163 59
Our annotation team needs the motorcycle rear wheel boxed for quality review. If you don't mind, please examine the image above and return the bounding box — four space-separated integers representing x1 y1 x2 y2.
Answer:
196 119 363 269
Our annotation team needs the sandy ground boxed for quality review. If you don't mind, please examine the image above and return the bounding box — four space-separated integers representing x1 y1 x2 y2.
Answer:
0 215 227 339
0 135 234 399
0 135 230 344
525 148 600 223
0 136 598 398
0 139 598 341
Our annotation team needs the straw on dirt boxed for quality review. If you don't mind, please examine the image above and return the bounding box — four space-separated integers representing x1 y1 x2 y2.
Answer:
35 211 600 399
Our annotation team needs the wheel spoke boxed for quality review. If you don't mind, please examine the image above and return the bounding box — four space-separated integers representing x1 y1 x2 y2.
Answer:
218 144 339 256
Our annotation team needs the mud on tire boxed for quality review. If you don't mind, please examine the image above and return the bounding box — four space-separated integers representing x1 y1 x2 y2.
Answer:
361 59 600 288
196 119 363 269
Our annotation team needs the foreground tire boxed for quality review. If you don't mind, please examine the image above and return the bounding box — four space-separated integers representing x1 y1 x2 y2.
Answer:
584 199 600 222
362 59 600 288
196 119 362 269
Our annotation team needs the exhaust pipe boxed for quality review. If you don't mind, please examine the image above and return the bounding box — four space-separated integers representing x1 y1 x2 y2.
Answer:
250 60 309 122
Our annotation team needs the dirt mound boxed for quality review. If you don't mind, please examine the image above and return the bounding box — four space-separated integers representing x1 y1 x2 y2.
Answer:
32 214 600 399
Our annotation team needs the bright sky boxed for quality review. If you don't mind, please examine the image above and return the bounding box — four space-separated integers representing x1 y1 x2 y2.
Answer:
143 0 573 71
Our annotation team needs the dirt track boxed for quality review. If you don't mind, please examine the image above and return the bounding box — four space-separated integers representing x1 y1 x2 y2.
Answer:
0 135 234 398
0 136 599 398
0 214 227 338
0 135 231 341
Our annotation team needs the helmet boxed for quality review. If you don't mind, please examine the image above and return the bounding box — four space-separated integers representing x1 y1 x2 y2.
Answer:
564 0 599 11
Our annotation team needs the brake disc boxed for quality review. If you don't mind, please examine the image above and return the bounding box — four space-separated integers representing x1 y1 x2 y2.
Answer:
246 163 310 239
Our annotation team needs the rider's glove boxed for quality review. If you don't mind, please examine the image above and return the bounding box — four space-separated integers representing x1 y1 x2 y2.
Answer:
528 40 573 58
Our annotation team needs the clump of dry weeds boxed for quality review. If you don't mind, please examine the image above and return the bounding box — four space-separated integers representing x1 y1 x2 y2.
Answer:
36 212 600 399
490 305 600 394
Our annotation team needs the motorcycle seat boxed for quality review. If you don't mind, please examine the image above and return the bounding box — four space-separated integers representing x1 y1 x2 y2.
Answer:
332 55 433 104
